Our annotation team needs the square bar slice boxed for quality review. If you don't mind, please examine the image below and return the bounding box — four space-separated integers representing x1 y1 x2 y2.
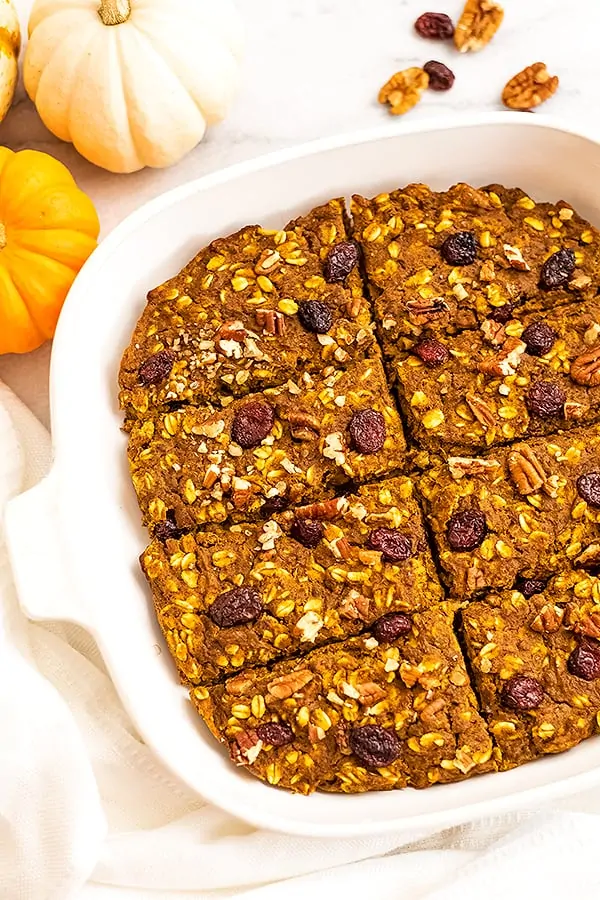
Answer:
192 604 494 794
119 200 373 418
393 298 600 453
417 423 600 600
461 570 600 770
352 182 599 346
141 476 444 684
128 357 406 532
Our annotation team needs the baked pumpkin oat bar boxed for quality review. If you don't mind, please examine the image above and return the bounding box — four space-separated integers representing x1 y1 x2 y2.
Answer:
352 182 599 345
418 424 600 600
192 604 494 793
393 297 600 453
142 476 444 683
461 570 600 770
119 200 372 418
128 357 406 532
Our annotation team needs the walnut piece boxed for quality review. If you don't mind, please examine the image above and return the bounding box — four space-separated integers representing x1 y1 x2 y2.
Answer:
378 67 429 116
502 63 559 111
571 343 600 386
454 0 504 53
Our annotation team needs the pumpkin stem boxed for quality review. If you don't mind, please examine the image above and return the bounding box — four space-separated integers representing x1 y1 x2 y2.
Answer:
0 224 6 250
98 0 131 25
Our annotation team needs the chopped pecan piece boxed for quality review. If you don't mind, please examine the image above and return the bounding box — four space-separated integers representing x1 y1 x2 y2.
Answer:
530 604 564 634
503 244 530 271
448 456 501 480
255 309 286 336
480 318 507 346
339 590 370 621
231 729 263 765
564 400 587 421
295 497 348 519
406 296 449 322
477 337 526 376
356 681 387 707
571 343 600 386
465 391 496 428
575 542 600 570
213 319 248 343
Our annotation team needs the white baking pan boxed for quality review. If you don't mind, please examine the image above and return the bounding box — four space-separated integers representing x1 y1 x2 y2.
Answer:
7 113 600 837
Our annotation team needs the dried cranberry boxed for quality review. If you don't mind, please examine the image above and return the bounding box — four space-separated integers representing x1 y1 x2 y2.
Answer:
414 11 454 39
413 337 450 368
516 576 547 598
153 510 182 542
540 249 576 289
298 300 333 333
324 241 360 283
368 528 412 562
447 509 486 552
440 231 477 266
500 675 544 711
290 518 323 548
577 472 600 508
260 496 289 518
567 638 600 680
208 586 263 628
488 303 515 324
526 381 566 418
231 401 275 448
423 60 455 91
347 409 386 454
256 722 294 747
521 322 557 357
372 612 412 643
138 349 175 386
349 725 401 768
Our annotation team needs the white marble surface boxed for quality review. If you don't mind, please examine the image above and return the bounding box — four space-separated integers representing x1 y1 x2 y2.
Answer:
0 0 597 428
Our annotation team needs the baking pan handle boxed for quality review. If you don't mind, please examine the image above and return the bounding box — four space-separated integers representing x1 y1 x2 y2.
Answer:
5 471 91 628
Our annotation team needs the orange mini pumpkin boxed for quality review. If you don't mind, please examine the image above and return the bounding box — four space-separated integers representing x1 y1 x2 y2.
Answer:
0 147 100 354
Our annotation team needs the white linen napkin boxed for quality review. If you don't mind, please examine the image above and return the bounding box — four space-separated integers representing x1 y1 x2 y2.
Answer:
3 381 600 900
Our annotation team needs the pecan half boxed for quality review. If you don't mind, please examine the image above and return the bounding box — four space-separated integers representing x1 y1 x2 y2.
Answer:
508 445 549 495
477 337 526 377
530 603 564 634
378 67 429 116
465 563 486 594
571 343 600 386
448 456 501 480
287 409 321 441
465 391 496 428
267 670 313 699
295 496 348 519
502 63 559 111
454 0 504 53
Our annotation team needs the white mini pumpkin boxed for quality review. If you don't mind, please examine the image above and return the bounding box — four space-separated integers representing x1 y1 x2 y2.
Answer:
24 0 244 173
0 0 20 123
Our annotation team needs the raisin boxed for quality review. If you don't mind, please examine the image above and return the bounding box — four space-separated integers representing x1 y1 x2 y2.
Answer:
447 509 486 552
526 381 566 418
440 231 477 266
153 510 183 542
260 496 289 518
577 472 600 508
256 722 294 748
347 409 386 454
414 11 454 39
540 249 576 289
298 300 333 334
231 401 275 448
208 586 263 628
290 518 323 548
372 612 412 643
423 60 455 91
521 321 557 356
516 576 547 598
324 241 360 283
138 349 176 386
500 674 544 711
368 528 412 562
413 337 450 368
488 303 515 324
349 724 401 768
567 638 600 681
